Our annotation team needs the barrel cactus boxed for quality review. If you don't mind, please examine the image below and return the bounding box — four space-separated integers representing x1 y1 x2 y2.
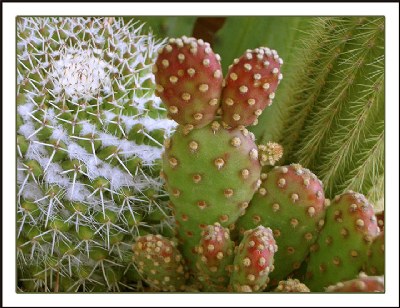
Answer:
16 17 176 292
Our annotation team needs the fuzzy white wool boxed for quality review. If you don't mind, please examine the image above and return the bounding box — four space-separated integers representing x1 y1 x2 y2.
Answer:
51 126 69 143
17 102 36 119
97 132 119 148
32 157 71 187
109 168 134 189
25 141 47 160
65 181 93 202
138 117 176 135
20 182 44 201
51 48 112 100
67 143 92 163
18 122 37 140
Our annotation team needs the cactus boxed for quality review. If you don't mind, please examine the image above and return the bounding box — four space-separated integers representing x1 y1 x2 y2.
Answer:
221 47 283 128
236 163 328 285
131 225 277 292
365 231 384 276
132 234 188 291
161 121 262 268
304 191 379 291
325 272 384 292
230 226 277 292
17 16 385 293
154 36 223 128
274 278 310 292
194 223 235 291
16 17 176 292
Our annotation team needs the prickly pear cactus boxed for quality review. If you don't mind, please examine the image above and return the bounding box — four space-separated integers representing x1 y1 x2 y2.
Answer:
274 278 310 292
229 226 277 292
365 231 384 276
194 223 235 291
16 17 176 292
132 234 189 291
161 122 262 267
305 191 379 291
154 37 223 128
237 163 328 285
325 272 384 292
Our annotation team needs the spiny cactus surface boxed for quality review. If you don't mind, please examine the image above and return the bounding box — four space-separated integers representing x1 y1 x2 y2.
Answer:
16 17 176 292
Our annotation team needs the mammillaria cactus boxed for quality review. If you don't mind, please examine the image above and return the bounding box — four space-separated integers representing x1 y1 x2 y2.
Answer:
16 17 176 292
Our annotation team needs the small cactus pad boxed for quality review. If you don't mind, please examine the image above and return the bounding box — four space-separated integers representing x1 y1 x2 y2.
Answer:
221 47 282 128
154 37 223 128
132 234 189 291
325 273 384 292
274 278 310 292
305 191 380 291
229 226 277 292
195 223 235 291
237 164 327 284
365 231 384 276
162 122 262 268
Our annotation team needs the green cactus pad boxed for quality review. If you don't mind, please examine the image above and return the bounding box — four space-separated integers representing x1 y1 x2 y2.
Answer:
365 231 384 276
305 191 379 291
237 164 328 285
162 122 262 268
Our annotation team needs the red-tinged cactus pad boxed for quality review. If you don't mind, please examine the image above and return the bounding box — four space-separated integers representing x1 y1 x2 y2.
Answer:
229 226 277 292
236 164 328 285
274 278 310 292
325 273 384 292
365 231 384 276
132 234 189 292
154 36 223 128
195 223 235 291
162 122 262 269
221 47 283 128
305 191 380 291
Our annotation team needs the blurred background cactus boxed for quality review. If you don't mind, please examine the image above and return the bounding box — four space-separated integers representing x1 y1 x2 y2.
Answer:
16 15 384 292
